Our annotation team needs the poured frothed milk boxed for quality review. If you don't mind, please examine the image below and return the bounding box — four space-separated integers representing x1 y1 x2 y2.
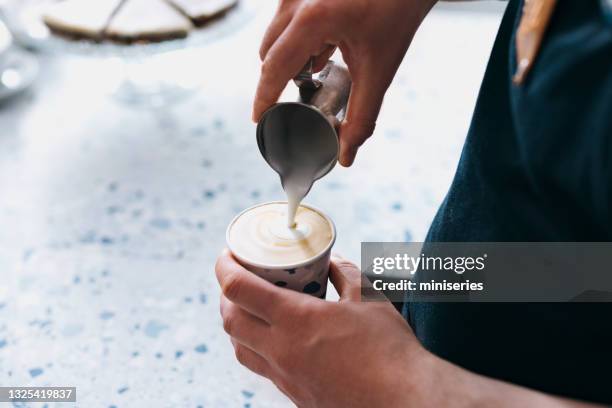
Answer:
283 171 316 228
228 202 333 266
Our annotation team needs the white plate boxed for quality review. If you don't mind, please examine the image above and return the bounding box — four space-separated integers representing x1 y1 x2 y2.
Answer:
1 0 260 57
0 19 12 57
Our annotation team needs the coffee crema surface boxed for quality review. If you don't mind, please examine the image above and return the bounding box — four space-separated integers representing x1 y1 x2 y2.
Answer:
228 202 333 267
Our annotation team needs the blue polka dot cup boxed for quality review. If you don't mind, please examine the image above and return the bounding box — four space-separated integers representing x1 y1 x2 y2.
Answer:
226 202 336 298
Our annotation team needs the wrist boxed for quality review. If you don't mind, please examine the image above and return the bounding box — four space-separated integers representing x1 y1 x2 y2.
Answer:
380 342 578 408
382 345 444 407
388 348 482 407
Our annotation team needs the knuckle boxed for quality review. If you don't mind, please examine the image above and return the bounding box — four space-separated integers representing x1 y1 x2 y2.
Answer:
289 299 310 322
260 59 274 78
299 1 330 23
222 313 235 335
312 300 330 316
304 302 328 328
234 344 248 366
222 272 243 300
334 258 358 271
258 61 280 103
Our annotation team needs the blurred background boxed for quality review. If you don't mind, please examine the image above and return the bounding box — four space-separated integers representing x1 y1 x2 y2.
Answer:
0 1 506 406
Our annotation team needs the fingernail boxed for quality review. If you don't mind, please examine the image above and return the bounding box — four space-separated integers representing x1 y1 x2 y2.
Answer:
338 144 348 167
339 150 355 167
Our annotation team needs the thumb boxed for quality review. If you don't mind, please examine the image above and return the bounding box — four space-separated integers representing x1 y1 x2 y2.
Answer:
329 254 362 301
338 65 386 167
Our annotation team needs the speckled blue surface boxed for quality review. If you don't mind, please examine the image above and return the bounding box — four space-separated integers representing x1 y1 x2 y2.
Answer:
0 2 504 407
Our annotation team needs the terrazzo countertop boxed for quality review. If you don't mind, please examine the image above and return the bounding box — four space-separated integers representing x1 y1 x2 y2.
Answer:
0 2 505 407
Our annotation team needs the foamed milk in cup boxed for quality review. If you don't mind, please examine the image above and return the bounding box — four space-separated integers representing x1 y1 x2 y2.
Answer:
226 201 335 297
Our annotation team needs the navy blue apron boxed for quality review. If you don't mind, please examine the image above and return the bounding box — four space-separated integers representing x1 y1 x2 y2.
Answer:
404 0 612 403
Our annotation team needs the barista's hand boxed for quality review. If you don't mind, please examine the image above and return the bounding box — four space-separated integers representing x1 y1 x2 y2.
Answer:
215 250 435 407
253 0 437 166
216 251 599 407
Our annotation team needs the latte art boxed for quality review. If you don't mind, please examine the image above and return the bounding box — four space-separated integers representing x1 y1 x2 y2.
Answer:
228 202 333 266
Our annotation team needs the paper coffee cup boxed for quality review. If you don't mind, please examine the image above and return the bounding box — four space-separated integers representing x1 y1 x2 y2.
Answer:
226 201 336 298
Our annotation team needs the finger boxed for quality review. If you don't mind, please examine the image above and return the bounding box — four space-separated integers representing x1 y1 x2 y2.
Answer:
329 254 362 301
220 295 270 352
338 68 385 167
215 249 294 323
259 3 297 61
312 45 337 72
253 13 325 122
231 338 274 380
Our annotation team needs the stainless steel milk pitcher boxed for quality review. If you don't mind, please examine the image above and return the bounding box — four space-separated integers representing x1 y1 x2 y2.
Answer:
256 60 352 188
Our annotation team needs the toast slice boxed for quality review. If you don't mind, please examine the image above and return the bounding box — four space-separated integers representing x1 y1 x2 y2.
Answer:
165 0 238 26
106 0 193 43
42 0 125 40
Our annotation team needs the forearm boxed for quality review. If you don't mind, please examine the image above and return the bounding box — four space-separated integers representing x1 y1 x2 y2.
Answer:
420 355 603 408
